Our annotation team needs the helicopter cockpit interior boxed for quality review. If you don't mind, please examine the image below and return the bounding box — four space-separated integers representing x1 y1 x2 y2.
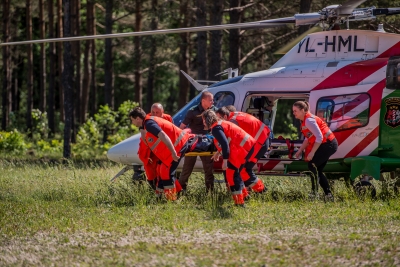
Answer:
242 94 308 159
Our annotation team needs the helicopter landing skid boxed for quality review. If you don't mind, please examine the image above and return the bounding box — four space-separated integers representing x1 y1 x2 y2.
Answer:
110 165 134 183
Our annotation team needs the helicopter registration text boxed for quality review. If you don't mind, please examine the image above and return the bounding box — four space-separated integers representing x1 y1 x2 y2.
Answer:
298 36 365 53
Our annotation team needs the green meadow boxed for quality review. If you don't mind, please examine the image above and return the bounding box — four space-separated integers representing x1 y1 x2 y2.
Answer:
0 160 399 266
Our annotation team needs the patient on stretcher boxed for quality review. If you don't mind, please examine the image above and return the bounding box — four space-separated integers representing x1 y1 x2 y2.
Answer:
186 134 216 153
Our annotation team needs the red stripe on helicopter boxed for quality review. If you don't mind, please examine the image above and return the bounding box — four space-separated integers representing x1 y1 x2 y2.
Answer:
344 126 379 158
332 79 385 145
312 40 399 91
330 94 370 121
377 41 400 58
366 79 385 114
256 160 281 172
311 58 388 91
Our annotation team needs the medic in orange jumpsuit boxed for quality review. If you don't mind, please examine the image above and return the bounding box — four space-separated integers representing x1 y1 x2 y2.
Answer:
134 103 175 195
203 109 256 206
293 101 338 200
130 107 195 201
216 107 270 194
138 110 173 194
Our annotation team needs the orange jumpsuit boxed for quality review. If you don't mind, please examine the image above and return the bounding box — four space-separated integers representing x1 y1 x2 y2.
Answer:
144 115 194 200
228 111 270 193
211 120 256 205
138 113 172 181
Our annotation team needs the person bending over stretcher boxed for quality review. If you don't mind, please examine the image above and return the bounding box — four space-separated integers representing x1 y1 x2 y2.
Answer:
216 106 269 195
130 107 215 201
131 103 175 197
202 109 257 207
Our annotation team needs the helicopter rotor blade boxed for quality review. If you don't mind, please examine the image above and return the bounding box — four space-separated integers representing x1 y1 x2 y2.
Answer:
0 17 294 47
336 0 367 16
294 13 321 26
373 7 400 16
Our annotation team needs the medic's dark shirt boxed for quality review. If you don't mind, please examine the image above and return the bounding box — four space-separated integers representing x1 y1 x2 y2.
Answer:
182 103 216 134
211 125 230 159
144 119 162 137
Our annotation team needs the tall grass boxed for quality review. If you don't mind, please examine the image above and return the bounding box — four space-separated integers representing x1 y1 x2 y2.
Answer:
0 161 399 266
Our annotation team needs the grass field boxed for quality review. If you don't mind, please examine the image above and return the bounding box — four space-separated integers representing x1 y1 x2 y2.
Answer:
0 160 399 266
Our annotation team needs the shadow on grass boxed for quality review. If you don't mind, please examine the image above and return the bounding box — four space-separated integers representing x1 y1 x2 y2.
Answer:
206 190 233 220
93 179 156 207
269 189 306 202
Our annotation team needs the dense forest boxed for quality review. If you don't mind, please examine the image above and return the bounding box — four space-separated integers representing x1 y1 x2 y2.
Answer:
0 0 399 158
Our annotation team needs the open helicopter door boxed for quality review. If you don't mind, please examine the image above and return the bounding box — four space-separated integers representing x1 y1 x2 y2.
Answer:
308 81 384 180
241 93 309 175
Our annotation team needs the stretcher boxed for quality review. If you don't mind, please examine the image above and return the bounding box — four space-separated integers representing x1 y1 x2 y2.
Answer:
185 152 215 156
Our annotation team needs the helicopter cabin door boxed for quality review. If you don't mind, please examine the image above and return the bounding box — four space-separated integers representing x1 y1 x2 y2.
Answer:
242 94 309 173
308 83 383 160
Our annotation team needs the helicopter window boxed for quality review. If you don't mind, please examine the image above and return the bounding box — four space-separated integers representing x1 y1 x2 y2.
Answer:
213 92 235 108
316 93 370 132
326 62 339 67
243 96 276 129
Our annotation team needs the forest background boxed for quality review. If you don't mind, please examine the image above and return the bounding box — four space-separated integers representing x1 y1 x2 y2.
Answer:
0 0 399 159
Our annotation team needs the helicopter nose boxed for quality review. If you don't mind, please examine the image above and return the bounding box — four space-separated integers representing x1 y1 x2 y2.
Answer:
107 133 141 165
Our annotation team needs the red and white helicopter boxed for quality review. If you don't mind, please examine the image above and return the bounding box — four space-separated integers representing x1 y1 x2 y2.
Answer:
106 0 400 193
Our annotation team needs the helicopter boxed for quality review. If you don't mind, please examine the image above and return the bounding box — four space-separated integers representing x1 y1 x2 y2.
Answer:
3 0 400 193
104 0 400 194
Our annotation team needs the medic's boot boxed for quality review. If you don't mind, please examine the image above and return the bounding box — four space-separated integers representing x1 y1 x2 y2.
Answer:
232 193 245 207
242 187 250 201
249 178 267 193
164 187 178 201
175 179 182 193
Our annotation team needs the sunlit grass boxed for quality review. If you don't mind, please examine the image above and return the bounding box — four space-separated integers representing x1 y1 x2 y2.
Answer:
0 161 399 266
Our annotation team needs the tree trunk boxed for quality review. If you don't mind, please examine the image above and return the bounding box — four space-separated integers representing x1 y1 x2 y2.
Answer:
208 0 223 80
196 0 207 81
39 0 46 112
9 7 23 115
177 0 190 109
12 71 18 112
146 0 158 111
298 0 312 34
69 0 77 142
48 0 56 134
2 0 11 130
189 53 196 100
57 0 64 122
75 0 82 124
63 0 74 158
82 0 94 122
26 0 33 134
15 62 22 113
104 0 114 108
229 0 240 70
89 3 97 116
134 0 142 107
10 9 21 115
